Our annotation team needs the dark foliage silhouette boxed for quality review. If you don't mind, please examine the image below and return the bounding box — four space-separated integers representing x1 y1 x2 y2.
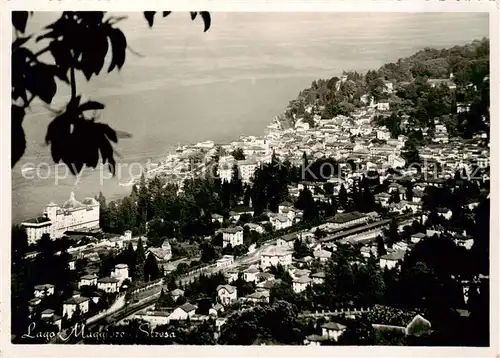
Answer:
11 11 211 174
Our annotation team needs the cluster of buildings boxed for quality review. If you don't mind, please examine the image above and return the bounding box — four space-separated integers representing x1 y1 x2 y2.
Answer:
21 192 100 244
304 311 432 345
25 227 171 332
29 263 131 332
130 80 488 208
18 69 489 343
130 284 238 330
215 201 306 239
63 230 149 272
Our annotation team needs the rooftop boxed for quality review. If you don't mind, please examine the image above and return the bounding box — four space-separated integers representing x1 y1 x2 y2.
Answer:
381 250 406 261
262 245 292 257
258 279 282 289
306 334 327 342
34 284 54 290
179 302 197 313
64 296 89 305
273 214 290 223
328 212 366 224
313 250 332 259
24 215 50 226
294 276 312 284
322 322 347 331
246 290 270 300
145 310 171 317
278 233 298 242
312 271 326 278
257 272 274 280
80 274 97 280
147 247 171 260
222 226 243 234
245 266 260 274
97 277 120 284
217 285 236 294
412 233 426 239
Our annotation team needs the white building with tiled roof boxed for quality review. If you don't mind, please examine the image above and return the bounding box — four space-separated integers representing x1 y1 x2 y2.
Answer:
41 308 62 331
270 213 293 230
292 276 312 293
216 285 238 305
63 293 90 319
97 276 120 293
313 249 332 262
21 216 52 245
321 322 347 342
243 266 260 282
379 250 406 270
311 271 326 285
260 245 293 269
34 284 55 298
168 302 197 321
78 274 98 288
216 255 234 269
146 240 172 269
222 226 243 248
236 159 259 183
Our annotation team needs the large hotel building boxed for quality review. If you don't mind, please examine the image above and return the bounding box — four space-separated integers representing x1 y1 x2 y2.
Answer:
21 192 100 244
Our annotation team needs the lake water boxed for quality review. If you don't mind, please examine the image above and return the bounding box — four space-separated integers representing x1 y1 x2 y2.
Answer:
11 12 489 223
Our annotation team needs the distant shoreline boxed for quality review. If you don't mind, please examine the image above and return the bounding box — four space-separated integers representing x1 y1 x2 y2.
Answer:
12 35 489 224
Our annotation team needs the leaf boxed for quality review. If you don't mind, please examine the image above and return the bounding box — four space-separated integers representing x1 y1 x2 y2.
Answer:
108 28 127 72
49 41 72 83
12 36 32 50
11 105 26 167
190 12 198 21
36 30 56 42
25 63 57 104
92 31 110 75
46 110 119 176
80 29 109 80
36 16 66 42
11 48 34 103
79 101 105 112
87 139 100 169
97 123 118 143
200 12 211 32
162 12 172 18
45 112 72 163
108 158 116 176
12 12 29 33
144 12 156 27
98 136 115 169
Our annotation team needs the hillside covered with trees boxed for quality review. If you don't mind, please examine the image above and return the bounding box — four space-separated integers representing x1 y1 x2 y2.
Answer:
282 38 489 140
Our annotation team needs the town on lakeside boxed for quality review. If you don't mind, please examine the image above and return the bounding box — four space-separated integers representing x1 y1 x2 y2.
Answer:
12 38 490 346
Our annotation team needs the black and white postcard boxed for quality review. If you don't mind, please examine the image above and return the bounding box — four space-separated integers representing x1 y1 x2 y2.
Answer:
2 1 498 357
